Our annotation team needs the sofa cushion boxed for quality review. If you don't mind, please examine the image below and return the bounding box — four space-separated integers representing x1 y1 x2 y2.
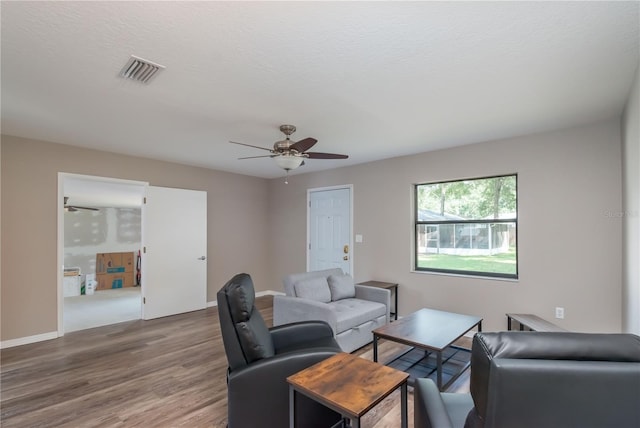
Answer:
283 268 343 297
294 277 331 303
327 298 387 333
328 274 356 301
236 312 275 363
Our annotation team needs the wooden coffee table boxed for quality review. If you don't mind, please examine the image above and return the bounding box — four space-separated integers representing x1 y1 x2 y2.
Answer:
287 352 409 428
373 308 482 391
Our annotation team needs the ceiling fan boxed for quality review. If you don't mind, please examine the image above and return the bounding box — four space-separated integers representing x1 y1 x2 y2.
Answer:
64 197 99 212
230 124 348 182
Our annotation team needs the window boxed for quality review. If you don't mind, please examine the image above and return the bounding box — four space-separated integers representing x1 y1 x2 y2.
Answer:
415 174 517 279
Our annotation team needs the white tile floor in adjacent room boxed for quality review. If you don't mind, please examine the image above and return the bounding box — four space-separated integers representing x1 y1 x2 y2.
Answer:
64 287 141 333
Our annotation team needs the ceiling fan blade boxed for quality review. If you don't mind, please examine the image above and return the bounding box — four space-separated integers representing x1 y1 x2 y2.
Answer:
238 155 276 160
305 152 349 159
64 197 97 211
229 141 274 152
290 137 317 153
70 206 99 211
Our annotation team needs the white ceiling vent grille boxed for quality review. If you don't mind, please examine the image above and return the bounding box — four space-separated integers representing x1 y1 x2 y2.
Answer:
119 55 165 84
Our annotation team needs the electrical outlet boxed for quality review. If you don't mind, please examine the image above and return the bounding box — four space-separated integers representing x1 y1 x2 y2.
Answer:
555 307 565 319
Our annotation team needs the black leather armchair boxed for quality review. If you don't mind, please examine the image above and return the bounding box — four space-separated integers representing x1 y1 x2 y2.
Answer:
415 331 640 428
217 273 342 428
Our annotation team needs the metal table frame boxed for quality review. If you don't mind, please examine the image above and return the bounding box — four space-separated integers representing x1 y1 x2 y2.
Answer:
373 318 481 391
289 382 407 428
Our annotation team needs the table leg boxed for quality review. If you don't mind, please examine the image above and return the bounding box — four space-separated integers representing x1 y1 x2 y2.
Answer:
289 386 295 428
394 287 398 320
507 315 512 330
373 334 378 362
350 417 360 428
478 320 482 332
401 381 408 428
329 419 345 428
436 351 443 391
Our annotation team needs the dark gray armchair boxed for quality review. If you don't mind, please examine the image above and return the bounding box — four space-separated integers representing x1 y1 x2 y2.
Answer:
217 273 342 428
415 331 640 428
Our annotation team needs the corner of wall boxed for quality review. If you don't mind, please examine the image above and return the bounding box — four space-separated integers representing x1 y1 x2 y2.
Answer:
621 62 640 334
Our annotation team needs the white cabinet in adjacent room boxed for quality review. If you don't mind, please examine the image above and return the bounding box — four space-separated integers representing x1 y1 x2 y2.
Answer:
63 267 81 297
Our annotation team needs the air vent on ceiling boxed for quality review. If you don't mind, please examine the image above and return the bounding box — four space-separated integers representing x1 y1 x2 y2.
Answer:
119 55 165 84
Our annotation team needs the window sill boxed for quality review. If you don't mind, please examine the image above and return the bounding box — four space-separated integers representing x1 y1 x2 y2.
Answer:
410 269 519 283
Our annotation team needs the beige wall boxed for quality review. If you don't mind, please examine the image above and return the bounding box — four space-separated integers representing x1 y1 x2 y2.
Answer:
1 117 628 342
268 119 624 333
1 135 271 342
622 64 640 335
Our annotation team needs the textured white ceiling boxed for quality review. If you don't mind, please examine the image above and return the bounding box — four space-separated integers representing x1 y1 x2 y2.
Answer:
2 1 639 179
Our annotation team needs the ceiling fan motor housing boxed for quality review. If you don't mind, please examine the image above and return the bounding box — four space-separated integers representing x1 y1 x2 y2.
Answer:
274 125 297 152
274 139 294 152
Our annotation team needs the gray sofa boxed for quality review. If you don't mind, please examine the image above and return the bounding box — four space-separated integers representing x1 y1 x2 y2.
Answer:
273 268 390 353
415 331 640 428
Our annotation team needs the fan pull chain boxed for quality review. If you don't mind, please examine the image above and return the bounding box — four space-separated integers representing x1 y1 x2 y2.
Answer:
284 170 290 184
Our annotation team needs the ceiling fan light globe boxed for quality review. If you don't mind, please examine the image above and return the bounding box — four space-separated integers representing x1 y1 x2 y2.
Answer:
274 155 304 170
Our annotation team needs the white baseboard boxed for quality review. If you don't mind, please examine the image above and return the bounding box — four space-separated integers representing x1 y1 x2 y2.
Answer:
5 291 287 348
206 289 284 308
1 331 58 349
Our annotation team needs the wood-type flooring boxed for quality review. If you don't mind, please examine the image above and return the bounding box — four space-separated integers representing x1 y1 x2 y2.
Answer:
1 296 470 427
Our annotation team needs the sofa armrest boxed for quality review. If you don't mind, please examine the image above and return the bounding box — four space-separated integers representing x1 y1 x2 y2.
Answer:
482 358 640 428
270 320 335 351
355 285 391 322
273 295 338 333
227 350 340 428
228 350 339 387
414 378 455 428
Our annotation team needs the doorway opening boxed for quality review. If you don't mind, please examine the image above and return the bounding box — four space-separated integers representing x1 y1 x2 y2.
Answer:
58 173 147 335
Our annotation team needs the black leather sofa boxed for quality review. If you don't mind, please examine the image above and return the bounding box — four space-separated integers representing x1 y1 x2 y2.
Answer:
415 331 640 428
217 273 342 428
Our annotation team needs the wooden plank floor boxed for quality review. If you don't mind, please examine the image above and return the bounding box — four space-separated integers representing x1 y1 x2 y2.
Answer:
1 296 470 427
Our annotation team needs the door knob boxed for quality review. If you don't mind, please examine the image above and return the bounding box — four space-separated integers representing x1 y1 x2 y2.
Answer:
343 245 349 254
198 256 206 260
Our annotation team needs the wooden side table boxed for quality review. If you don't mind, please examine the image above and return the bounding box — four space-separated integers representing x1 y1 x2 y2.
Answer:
506 313 567 332
358 280 398 320
287 353 408 428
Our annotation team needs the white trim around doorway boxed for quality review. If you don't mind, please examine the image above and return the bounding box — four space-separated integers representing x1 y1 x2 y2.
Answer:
57 173 148 337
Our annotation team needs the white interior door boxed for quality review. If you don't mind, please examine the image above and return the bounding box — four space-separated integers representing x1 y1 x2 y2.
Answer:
308 186 352 274
142 186 207 320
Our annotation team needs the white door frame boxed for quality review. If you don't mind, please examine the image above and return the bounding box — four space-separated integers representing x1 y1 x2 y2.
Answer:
306 184 354 274
57 173 148 337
